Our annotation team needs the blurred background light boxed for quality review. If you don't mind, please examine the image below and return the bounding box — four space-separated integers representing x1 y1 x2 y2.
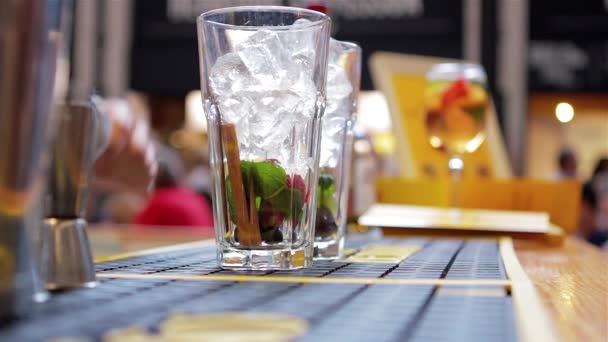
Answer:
185 90 207 132
356 91 392 134
429 136 442 148
555 102 574 123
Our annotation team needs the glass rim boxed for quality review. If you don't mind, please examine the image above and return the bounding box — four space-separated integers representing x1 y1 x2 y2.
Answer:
198 6 330 31
427 62 487 81
428 62 486 74
332 39 362 54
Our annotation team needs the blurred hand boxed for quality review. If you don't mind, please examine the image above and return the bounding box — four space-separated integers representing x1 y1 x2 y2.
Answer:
92 98 157 196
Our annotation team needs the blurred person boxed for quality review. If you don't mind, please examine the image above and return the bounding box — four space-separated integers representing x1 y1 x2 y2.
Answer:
579 183 596 241
103 193 146 224
86 95 157 223
92 95 157 196
183 149 213 204
550 148 578 180
580 157 608 247
133 145 213 228
591 158 608 176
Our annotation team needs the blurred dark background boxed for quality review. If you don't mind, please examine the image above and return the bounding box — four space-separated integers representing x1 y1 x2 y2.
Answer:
75 0 607 178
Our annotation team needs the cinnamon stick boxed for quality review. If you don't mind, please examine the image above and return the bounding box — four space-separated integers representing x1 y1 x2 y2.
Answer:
220 122 261 246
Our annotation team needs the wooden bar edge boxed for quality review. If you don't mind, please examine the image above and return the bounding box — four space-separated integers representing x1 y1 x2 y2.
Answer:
499 237 560 342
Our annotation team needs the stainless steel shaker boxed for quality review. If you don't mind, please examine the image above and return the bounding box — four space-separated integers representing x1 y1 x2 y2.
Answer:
0 0 67 318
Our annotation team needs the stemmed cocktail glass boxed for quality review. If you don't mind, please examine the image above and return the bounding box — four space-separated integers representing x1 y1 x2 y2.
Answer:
424 63 489 207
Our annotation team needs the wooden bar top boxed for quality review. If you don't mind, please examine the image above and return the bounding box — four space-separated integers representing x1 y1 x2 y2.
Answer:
514 238 607 342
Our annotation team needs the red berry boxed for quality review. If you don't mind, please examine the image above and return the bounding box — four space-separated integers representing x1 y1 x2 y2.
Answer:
306 5 328 14
287 174 310 202
441 79 469 108
287 174 306 192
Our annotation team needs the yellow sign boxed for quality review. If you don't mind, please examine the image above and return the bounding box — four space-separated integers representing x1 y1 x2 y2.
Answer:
104 313 308 342
336 245 421 264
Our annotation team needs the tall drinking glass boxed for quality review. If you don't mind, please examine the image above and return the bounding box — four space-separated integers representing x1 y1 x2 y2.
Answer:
424 63 489 207
314 40 361 259
197 7 331 270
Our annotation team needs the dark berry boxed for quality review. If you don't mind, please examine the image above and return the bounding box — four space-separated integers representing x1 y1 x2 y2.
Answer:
262 228 283 243
259 201 285 230
315 206 338 238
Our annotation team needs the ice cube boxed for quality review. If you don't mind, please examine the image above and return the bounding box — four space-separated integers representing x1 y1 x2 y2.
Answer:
323 116 347 137
209 53 252 97
217 96 253 124
325 64 353 116
208 22 320 164
320 117 348 167
323 39 355 118
236 30 291 89
288 71 318 119
328 38 345 63
281 19 316 75
293 18 313 27
327 64 353 100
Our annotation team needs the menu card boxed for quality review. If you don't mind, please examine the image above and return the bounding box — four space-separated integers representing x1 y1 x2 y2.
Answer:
358 204 550 233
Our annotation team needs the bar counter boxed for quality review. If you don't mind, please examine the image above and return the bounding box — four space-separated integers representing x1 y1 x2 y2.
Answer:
1 225 606 341
513 238 607 341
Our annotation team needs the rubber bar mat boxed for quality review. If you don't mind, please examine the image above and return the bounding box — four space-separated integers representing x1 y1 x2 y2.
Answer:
95 238 507 280
0 279 517 342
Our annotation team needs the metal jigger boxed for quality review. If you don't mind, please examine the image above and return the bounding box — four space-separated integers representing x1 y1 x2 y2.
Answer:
41 103 99 290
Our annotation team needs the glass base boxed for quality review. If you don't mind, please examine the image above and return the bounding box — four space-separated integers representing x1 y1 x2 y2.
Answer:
218 243 313 270
313 235 345 260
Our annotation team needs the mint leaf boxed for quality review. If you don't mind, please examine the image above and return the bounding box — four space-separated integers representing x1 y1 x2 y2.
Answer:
226 160 293 226
318 174 334 190
226 160 254 225
318 183 337 212
253 161 287 199
317 173 337 211
241 160 254 191
463 105 486 123
266 187 304 219
225 177 237 224
226 161 260 225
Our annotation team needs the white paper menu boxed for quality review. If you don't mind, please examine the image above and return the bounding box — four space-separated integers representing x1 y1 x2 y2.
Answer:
358 204 551 233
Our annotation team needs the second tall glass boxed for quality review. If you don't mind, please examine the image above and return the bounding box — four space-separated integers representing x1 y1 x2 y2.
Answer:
314 40 361 259
197 7 331 270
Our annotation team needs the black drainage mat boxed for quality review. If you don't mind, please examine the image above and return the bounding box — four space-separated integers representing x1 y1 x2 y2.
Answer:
0 279 517 342
96 238 507 280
